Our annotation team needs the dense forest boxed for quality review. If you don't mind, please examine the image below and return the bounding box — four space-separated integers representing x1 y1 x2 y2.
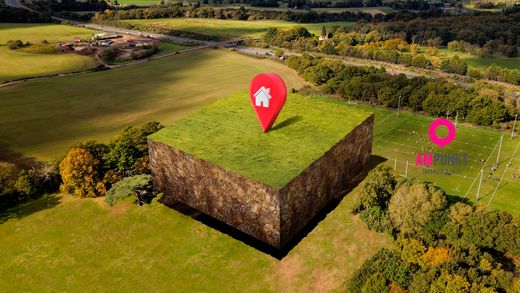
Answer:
354 7 520 48
349 165 520 292
0 2 52 22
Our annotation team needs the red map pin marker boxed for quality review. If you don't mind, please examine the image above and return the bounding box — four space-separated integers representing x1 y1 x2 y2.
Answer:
249 73 287 133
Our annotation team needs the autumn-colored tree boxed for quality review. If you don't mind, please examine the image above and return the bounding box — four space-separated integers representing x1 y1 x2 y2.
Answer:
420 247 449 268
395 236 426 265
59 147 100 198
429 271 470 293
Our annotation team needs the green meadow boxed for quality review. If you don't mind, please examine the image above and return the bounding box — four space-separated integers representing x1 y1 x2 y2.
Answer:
0 49 306 161
150 92 372 187
0 185 390 291
123 18 354 38
429 48 520 71
0 23 100 83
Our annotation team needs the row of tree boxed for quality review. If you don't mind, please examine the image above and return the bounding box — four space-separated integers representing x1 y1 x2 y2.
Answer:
266 26 520 86
349 165 520 292
0 122 163 209
354 7 520 47
0 2 52 23
93 4 380 22
286 55 519 127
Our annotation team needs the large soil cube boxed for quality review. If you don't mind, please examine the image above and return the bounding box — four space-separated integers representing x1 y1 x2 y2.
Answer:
148 92 373 248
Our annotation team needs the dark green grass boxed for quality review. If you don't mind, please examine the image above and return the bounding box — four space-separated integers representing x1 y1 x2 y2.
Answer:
150 92 372 188
348 103 520 217
0 49 306 161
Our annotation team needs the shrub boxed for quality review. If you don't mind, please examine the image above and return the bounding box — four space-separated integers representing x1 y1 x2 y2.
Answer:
59 147 100 198
104 174 153 206
6 39 28 50
14 161 61 197
349 248 415 292
15 170 37 196
0 162 18 197
359 206 393 234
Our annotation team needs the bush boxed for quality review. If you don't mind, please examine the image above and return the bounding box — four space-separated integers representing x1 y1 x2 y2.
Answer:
349 248 415 292
28 161 61 195
0 162 18 197
15 170 37 196
6 39 29 50
359 206 393 234
59 147 100 198
104 174 154 206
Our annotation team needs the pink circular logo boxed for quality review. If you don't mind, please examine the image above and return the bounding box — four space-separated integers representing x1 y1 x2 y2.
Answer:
428 118 456 148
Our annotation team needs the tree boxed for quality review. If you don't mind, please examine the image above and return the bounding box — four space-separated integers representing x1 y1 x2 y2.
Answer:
388 182 447 235
354 165 398 212
59 148 100 198
429 271 470 293
105 121 163 174
0 162 18 197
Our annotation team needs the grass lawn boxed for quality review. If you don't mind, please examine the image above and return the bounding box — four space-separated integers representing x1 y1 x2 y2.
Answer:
123 18 354 38
150 92 372 187
0 188 391 291
0 23 100 83
156 42 190 55
347 103 520 217
0 49 306 161
427 48 520 71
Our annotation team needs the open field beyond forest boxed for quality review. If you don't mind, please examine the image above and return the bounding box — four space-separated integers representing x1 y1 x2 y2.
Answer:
0 23 100 83
427 47 520 71
114 0 394 14
0 48 306 161
123 18 354 38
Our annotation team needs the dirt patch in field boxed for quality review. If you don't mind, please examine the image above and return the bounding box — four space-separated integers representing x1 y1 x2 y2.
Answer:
110 202 132 215
308 269 339 292
276 255 302 292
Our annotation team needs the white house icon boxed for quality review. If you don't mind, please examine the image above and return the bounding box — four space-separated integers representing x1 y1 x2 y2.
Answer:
254 86 272 108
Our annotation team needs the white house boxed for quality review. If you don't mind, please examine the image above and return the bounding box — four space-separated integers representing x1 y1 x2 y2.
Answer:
254 86 272 108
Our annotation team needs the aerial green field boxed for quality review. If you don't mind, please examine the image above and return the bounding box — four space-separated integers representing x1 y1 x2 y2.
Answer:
350 103 520 217
429 48 520 71
0 187 390 291
0 49 306 161
0 23 100 83
150 92 372 187
123 18 354 38
114 0 394 14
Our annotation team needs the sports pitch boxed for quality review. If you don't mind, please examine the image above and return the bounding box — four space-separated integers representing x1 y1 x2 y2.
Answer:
351 103 520 217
